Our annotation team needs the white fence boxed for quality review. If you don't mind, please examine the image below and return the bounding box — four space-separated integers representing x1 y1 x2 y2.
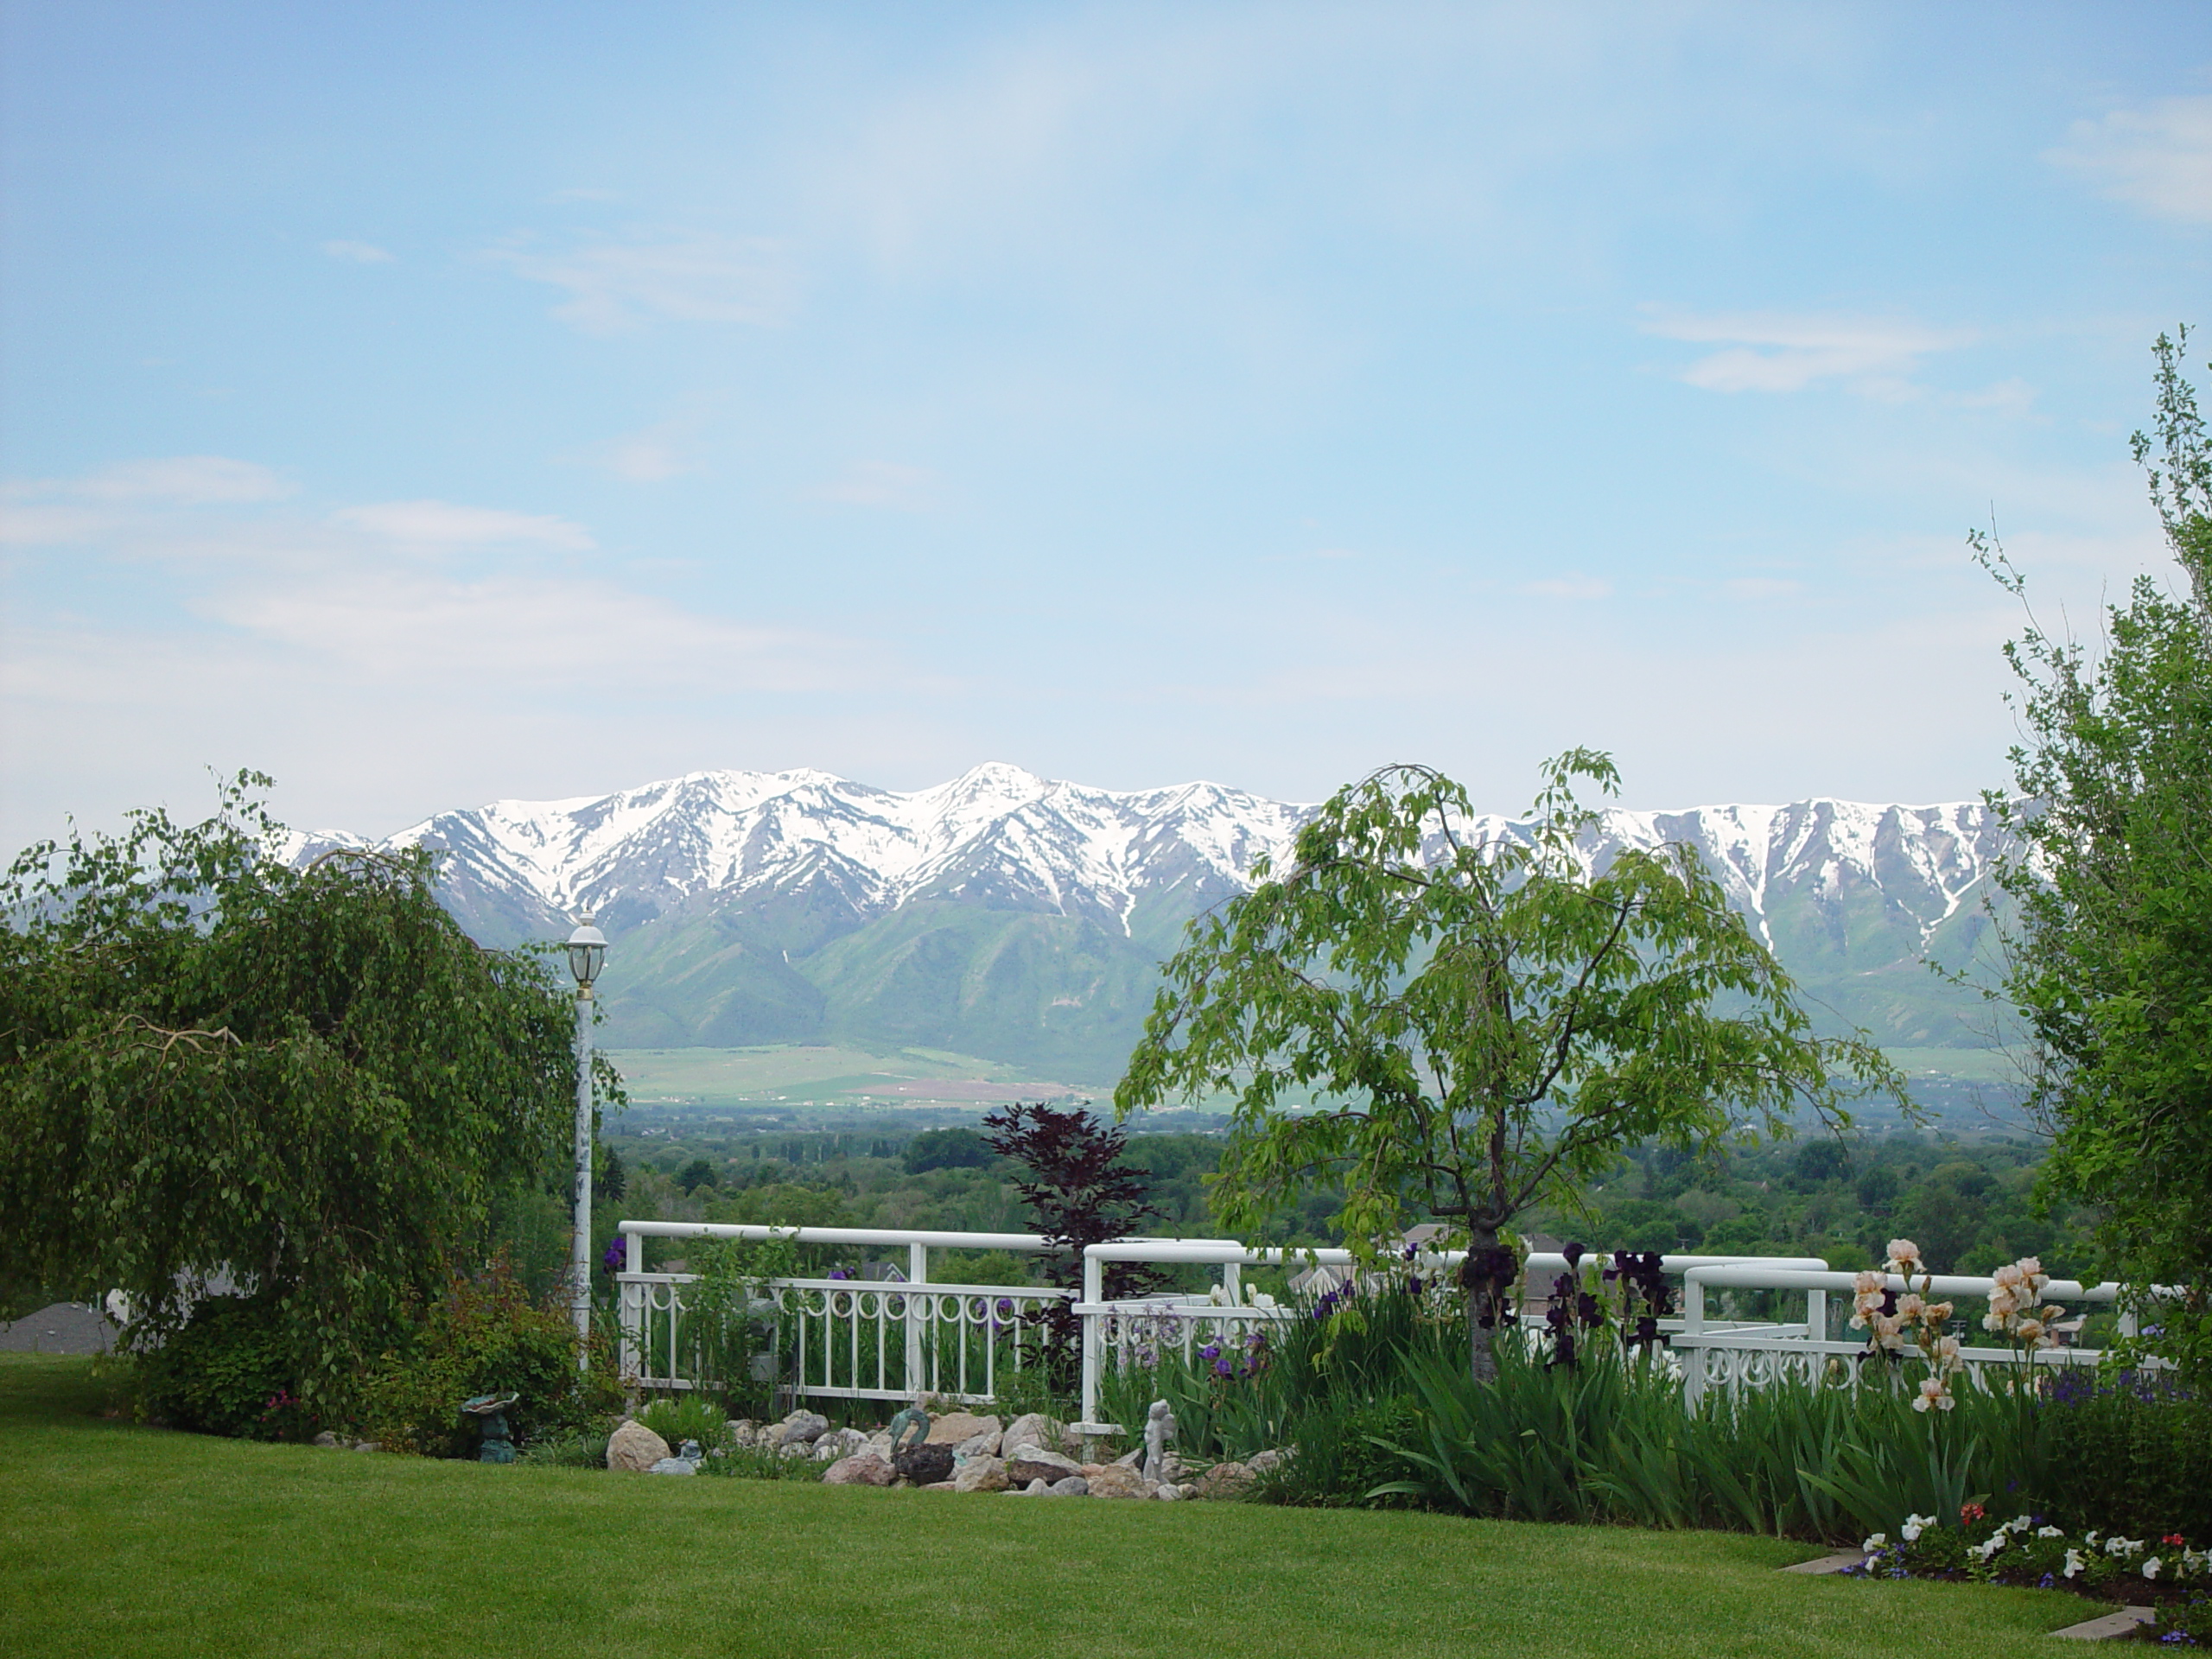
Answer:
614 1220 2127 1433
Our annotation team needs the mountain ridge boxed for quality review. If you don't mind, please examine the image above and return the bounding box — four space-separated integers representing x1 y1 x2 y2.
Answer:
290 764 2014 1078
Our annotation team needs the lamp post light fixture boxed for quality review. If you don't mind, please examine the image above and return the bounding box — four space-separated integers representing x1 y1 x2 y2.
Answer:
565 910 608 1362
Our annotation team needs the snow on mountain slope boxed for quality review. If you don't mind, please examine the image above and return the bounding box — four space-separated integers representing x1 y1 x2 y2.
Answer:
316 764 2007 957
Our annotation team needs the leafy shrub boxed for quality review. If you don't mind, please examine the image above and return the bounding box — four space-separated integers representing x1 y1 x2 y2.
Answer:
354 1256 620 1457
637 1394 731 1451
131 1292 300 1439
2036 1370 2212 1541
518 1427 611 1467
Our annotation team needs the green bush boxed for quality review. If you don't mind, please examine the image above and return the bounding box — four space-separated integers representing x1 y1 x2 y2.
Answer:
2036 1370 2212 1541
131 1292 302 1440
355 1257 620 1457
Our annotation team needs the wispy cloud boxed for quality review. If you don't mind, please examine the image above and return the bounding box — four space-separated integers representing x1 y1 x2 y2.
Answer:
482 232 796 334
1640 308 1974 396
808 461 941 512
321 239 395 264
2047 95 2212 226
570 416 702 483
4 455 292 505
330 499 595 550
1519 575 1612 601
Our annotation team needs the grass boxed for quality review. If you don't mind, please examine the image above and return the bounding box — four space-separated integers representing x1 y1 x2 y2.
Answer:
0 1354 2095 1659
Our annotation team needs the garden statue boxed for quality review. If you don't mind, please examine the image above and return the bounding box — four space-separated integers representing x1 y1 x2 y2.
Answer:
887 1402 931 1452
1142 1398 1176 1484
461 1392 520 1464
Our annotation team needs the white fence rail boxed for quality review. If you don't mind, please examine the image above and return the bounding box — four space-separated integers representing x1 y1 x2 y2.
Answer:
614 1220 2128 1430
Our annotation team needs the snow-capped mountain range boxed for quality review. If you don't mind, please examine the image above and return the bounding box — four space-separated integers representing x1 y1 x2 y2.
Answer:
296 765 2013 1078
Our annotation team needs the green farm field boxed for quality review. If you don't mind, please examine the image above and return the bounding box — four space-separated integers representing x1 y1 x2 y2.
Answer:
0 1355 2094 1659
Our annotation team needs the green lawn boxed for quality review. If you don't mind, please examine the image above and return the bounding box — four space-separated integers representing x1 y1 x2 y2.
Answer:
0 1355 2093 1658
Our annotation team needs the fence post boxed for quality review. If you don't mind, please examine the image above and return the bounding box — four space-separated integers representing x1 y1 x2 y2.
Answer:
1682 1270 1707 1409
1079 1248 1103 1428
906 1241 929 1399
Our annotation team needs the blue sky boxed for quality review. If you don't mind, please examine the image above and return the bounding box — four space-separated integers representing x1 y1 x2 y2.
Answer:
3 3 2209 844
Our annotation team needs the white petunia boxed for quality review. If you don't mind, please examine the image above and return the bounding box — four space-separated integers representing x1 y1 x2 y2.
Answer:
2145 1558 2163 1580
2063 1548 2087 1580
2037 1526 2065 1539
1862 1534 1887 1553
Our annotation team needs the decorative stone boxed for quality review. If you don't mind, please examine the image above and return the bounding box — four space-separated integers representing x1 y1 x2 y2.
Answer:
922 1479 958 1491
1195 1461 1256 1499
1246 1448 1287 1475
349 1441 379 1453
1155 1452 1191 1484
823 1452 897 1486
1113 1446 1143 1468
1005 1446 1084 1486
728 1419 761 1446
1085 1463 1147 1499
778 1442 812 1460
776 1410 830 1446
607 1420 672 1472
953 1454 1010 1493
1046 1475 1090 1497
1001 1413 1062 1459
1155 1484 1183 1501
925 1411 1001 1446
1025 1477 1051 1493
647 1457 698 1475
815 1427 868 1462
311 1431 340 1448
893 1443 955 1485
953 1430 1001 1459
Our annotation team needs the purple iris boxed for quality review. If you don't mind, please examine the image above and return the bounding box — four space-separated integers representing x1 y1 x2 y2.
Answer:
601 1239 628 1274
827 1267 854 1281
1214 1357 1234 1377
1199 1342 1221 1362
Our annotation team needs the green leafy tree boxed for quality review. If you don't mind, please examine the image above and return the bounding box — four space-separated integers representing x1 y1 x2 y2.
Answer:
0 773 594 1418
1979 328 2212 1378
1116 753 1903 1378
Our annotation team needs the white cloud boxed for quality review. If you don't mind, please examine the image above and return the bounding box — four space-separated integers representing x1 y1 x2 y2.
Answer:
331 499 596 550
4 455 293 505
1519 575 1612 600
482 233 796 334
321 239 396 264
571 416 700 483
808 461 941 511
2047 96 2212 226
1641 309 1974 395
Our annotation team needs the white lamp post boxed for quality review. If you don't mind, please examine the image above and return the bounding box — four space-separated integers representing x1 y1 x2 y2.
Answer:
565 910 608 1360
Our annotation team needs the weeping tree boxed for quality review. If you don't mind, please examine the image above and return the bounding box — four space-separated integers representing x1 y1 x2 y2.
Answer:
0 772 598 1417
1116 752 1904 1380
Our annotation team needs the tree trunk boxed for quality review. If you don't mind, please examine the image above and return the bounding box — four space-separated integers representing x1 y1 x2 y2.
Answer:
1461 1226 1506 1384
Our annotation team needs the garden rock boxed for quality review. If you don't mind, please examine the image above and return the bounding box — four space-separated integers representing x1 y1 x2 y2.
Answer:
778 1442 812 1460
1005 1446 1083 1486
1001 1413 1062 1459
728 1419 761 1446
823 1452 896 1486
607 1420 672 1472
647 1456 698 1475
1046 1475 1089 1497
1024 1477 1051 1494
1085 1463 1147 1499
1195 1461 1256 1499
815 1427 868 1462
1246 1448 1287 1474
311 1431 340 1448
775 1409 830 1446
1155 1484 1182 1501
893 1443 955 1485
1112 1446 1143 1468
953 1430 1001 1459
925 1411 1000 1446
953 1454 1009 1493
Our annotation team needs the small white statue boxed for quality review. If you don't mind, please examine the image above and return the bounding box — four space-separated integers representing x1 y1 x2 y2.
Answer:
1142 1398 1176 1484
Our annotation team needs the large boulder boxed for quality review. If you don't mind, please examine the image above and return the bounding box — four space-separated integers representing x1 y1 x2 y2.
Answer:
953 1430 1001 1459
1084 1463 1148 1499
953 1454 1010 1493
776 1410 830 1446
823 1451 897 1486
1005 1446 1084 1487
607 1421 671 1472
925 1411 1001 1446
893 1444 956 1485
1001 1414 1062 1459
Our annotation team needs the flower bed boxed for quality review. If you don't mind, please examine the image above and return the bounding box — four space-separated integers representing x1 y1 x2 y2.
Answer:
1851 1505 2209 1644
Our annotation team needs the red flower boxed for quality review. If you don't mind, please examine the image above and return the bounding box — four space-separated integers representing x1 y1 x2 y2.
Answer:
2162 1534 2187 1547
1961 1503 1986 1524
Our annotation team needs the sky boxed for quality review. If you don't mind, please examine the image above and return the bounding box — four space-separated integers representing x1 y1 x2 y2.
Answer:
3 2 2209 846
